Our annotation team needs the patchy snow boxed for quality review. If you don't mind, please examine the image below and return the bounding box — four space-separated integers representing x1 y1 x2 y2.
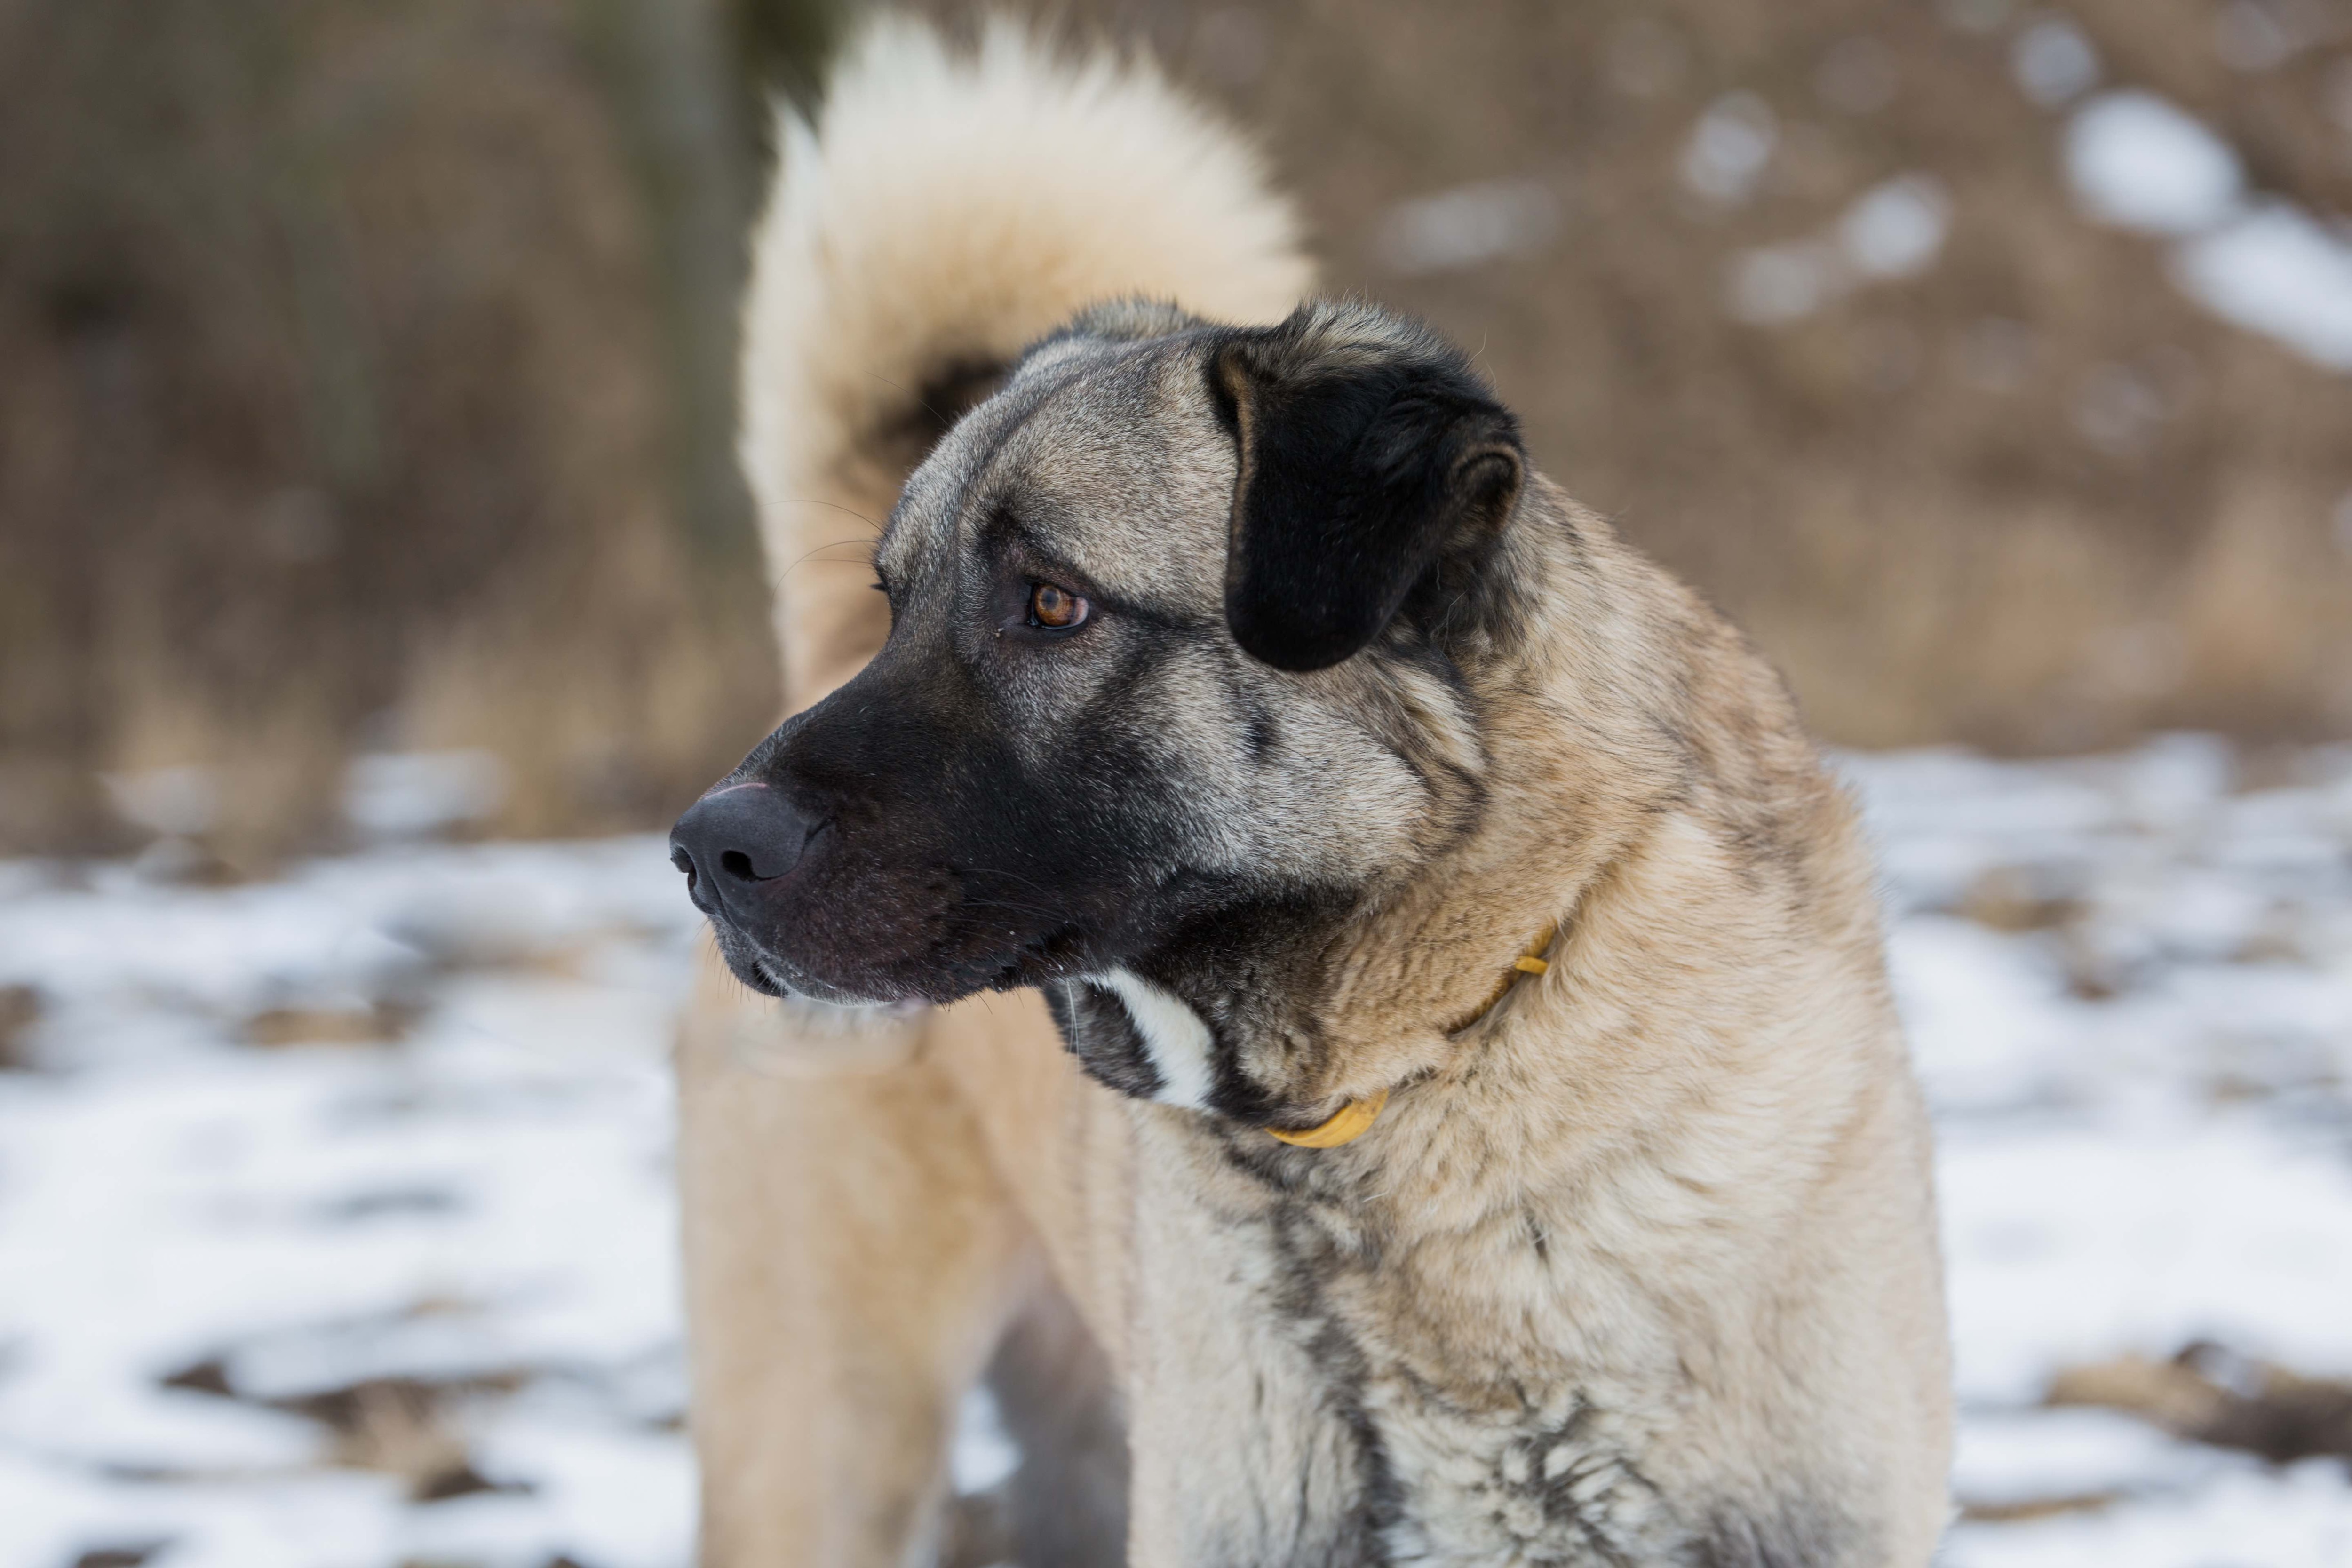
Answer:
2177 203 2352 371
2 738 2350 1566
1726 240 1844 325
1841 175 1954 279
343 752 510 843
1682 92 1779 206
2013 17 2102 108
1943 1462 2352 1568
2065 92 2244 236
1371 178 1561 277
1726 173 1951 324
0 840 702 1568
1843 739 2352 1565
2055 86 2352 372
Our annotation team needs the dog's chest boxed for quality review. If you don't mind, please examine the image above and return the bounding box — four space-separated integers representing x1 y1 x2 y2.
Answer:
1248 1177 1691 1564
1361 1378 1680 1565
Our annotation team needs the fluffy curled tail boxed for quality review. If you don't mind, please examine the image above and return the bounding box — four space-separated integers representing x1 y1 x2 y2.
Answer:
737 13 1313 703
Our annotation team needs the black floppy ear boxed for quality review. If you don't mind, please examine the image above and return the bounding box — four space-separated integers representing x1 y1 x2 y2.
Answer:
1211 308 1524 673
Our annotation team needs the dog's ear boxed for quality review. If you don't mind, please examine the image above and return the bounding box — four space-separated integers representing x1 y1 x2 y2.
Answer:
1210 309 1523 673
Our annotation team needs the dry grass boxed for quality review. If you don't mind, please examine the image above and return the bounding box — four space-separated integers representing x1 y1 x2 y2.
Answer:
2050 1343 2352 1465
244 1002 420 1049
0 983 41 1070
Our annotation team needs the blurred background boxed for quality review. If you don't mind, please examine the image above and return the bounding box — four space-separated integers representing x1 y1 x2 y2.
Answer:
4 3 2352 1567
9 0 2352 867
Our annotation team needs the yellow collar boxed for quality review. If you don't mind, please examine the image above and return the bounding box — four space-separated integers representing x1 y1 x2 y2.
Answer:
1266 921 1558 1149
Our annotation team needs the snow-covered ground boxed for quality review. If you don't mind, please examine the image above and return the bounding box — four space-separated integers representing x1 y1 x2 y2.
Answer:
2 738 2349 1568
1857 739 2352 1565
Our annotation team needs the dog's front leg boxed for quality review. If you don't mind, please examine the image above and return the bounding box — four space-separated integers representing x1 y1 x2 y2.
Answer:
676 960 1033 1568
1121 1127 1381 1568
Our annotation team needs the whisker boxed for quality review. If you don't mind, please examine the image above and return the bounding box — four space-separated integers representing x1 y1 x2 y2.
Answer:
864 367 952 432
772 497 883 533
771 537 885 590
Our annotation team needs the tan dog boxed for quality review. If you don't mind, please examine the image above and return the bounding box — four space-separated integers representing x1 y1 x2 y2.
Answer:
673 17 1951 1567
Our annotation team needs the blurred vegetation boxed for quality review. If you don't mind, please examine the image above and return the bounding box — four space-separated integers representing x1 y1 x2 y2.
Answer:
0 0 838 861
3 0 2349 863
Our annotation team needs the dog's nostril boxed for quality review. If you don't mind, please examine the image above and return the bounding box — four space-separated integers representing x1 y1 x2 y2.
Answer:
670 846 694 876
719 849 756 881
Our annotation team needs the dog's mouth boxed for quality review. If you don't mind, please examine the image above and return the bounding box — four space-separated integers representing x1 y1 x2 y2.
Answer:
668 738 1168 1011
747 950 927 1019
698 907 904 1006
668 804 907 1003
686 854 1102 1010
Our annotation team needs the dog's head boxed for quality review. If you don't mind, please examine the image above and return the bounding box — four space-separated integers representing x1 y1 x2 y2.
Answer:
672 300 1532 1121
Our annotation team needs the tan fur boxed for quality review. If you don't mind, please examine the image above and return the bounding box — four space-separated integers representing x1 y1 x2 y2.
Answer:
683 16 1950 1566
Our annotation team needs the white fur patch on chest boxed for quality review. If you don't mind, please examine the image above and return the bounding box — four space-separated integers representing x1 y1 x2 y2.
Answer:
1098 968 1216 1109
1374 1389 1678 1565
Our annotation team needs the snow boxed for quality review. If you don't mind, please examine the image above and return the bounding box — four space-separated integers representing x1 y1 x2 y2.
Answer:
2177 204 2352 372
343 752 509 842
1841 175 1954 279
1372 179 1561 277
1943 1463 2352 1568
100 767 222 841
1726 241 1843 325
2013 17 2102 109
1682 92 1779 206
2055 87 2352 373
2065 92 2244 237
3 738 2351 1566
1726 173 1952 324
1842 740 2352 1562
0 840 700 1568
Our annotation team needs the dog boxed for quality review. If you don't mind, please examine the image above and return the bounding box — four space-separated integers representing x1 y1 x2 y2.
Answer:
670 17 1952 1567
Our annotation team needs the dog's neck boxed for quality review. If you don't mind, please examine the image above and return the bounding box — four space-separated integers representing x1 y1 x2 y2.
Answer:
1103 480 1844 1153
1300 483 1698 1114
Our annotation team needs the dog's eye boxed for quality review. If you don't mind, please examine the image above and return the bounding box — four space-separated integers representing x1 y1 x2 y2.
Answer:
1027 582 1089 630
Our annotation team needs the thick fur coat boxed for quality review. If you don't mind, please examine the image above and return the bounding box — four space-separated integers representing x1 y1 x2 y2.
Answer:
675 17 1952 1567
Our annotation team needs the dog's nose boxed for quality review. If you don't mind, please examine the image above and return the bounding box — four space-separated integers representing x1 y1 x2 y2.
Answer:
669 782 813 916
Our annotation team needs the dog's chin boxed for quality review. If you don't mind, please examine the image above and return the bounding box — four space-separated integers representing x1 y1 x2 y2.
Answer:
707 925 905 1009
709 915 1098 1012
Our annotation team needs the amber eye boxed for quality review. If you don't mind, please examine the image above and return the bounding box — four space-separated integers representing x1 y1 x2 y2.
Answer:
1028 581 1089 629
